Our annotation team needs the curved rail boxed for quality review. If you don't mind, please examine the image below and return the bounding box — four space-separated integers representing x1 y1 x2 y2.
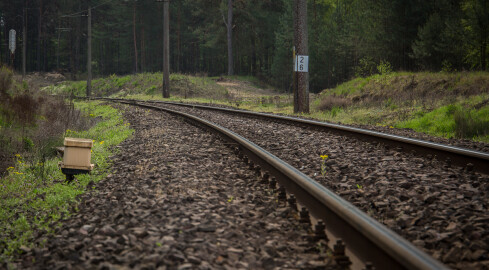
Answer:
109 99 447 270
126 99 489 175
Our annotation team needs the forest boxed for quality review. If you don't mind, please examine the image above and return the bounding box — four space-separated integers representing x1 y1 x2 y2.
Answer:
0 0 488 92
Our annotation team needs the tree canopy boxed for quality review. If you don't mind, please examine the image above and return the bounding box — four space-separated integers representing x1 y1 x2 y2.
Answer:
0 0 487 92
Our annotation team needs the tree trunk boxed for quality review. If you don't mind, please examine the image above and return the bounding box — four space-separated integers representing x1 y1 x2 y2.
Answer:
251 32 257 75
177 3 181 73
37 0 42 71
141 24 145 72
227 0 233 76
294 0 309 113
133 3 138 73
482 41 487 71
162 0 170 98
87 6 92 97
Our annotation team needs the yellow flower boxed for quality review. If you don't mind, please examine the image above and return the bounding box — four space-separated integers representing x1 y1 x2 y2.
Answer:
14 172 23 175
320 155 329 160
15 154 21 158
100 141 104 144
389 126 394 128
7 167 14 170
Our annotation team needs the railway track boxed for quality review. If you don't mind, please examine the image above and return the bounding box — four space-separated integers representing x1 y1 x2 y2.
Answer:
142 99 489 175
93 97 451 270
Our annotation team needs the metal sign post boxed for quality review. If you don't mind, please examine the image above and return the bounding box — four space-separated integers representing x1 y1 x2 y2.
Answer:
9 29 15 53
9 29 16 67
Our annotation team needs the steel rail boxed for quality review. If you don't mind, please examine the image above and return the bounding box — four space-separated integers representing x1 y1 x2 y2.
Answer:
109 99 447 270
131 99 489 175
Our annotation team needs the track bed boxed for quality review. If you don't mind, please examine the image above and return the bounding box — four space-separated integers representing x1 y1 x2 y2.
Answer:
15 105 332 269
154 101 489 270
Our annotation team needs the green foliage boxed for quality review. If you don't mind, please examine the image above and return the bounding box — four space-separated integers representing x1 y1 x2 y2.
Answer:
398 103 489 140
22 137 34 151
377 61 393 76
453 107 489 138
0 66 13 98
270 0 293 91
0 101 133 263
355 57 377 77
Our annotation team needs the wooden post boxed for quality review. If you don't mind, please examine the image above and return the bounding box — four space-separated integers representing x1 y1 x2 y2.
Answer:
87 6 92 97
227 0 233 76
293 0 309 113
162 0 170 98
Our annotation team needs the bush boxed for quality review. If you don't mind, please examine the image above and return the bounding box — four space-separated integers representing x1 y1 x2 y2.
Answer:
22 137 34 151
354 57 377 77
317 95 351 111
377 60 393 76
0 66 13 99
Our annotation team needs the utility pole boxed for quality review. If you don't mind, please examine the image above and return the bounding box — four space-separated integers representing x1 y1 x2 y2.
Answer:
22 2 27 79
227 0 233 76
162 0 170 98
87 6 92 97
293 0 309 113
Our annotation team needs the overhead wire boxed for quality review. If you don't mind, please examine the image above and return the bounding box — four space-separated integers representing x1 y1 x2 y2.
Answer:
60 0 115 18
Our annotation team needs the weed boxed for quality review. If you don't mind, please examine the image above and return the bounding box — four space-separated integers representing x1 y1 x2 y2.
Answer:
330 107 342 117
0 66 13 99
0 101 133 263
454 108 489 138
320 155 329 176
22 137 34 151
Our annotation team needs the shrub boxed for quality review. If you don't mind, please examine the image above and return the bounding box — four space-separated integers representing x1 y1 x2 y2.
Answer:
317 95 351 111
0 66 13 99
354 57 377 77
22 137 34 151
377 60 392 76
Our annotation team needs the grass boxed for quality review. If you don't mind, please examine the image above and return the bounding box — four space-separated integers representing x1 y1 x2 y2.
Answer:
397 96 489 141
45 73 229 100
0 101 133 264
43 71 489 143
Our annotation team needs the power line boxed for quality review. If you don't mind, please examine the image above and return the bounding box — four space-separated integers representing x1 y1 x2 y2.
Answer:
60 0 114 18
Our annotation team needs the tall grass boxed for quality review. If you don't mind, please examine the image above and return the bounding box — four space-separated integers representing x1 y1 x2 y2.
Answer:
0 101 133 264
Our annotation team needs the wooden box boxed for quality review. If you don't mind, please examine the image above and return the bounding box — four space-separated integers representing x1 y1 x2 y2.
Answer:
61 137 94 170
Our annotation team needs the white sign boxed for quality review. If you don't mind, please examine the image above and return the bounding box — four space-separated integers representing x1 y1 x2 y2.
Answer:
9 29 16 54
294 55 309 72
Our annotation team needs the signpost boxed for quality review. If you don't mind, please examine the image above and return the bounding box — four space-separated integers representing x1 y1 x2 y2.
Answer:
293 0 309 113
294 55 309 72
9 29 15 67
9 29 15 53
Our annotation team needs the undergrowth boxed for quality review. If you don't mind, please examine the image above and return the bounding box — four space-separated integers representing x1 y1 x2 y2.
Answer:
0 101 133 264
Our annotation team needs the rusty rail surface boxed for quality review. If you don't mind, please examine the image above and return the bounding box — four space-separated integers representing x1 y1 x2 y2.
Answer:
102 98 448 270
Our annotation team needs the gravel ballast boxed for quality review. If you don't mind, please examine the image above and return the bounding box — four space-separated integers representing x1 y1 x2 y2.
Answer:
160 103 489 270
15 105 332 269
